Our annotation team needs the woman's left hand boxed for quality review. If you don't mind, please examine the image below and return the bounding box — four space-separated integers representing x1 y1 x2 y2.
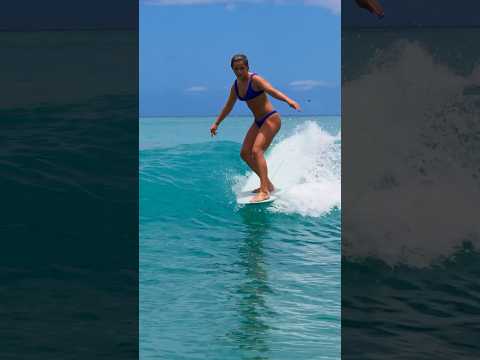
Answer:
288 100 301 111
210 123 219 137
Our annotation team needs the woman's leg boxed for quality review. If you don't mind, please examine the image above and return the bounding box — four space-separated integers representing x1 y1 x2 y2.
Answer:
251 114 281 201
241 122 276 192
240 122 261 176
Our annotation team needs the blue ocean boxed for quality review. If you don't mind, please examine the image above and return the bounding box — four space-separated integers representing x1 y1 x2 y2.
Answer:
140 115 341 359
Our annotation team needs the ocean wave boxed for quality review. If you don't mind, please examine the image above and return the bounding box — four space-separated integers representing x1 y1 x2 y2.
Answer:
343 40 480 268
233 121 341 217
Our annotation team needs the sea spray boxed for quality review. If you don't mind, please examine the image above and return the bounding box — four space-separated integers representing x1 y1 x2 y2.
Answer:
233 121 341 217
343 40 480 267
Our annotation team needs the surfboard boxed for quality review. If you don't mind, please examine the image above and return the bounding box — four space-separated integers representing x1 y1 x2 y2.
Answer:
237 193 277 205
236 189 280 205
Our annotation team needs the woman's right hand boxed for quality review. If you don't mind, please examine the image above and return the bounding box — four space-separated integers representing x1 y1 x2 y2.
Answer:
210 122 219 137
287 99 301 111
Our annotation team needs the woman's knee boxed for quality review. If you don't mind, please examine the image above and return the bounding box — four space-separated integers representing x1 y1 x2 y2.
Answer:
252 146 264 158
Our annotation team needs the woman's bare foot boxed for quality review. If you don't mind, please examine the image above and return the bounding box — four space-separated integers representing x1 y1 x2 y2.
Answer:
250 191 270 203
251 182 275 193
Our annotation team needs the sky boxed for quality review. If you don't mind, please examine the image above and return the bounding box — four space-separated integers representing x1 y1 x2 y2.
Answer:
140 0 341 116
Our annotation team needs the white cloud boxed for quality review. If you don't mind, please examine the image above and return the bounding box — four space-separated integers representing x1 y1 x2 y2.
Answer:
185 86 208 92
225 2 237 10
303 0 340 14
143 0 340 15
289 80 330 90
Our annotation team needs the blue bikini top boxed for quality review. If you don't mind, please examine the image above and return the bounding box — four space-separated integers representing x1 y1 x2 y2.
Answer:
234 73 264 101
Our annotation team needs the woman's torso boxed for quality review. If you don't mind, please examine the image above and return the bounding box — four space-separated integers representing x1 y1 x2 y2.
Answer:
234 72 275 118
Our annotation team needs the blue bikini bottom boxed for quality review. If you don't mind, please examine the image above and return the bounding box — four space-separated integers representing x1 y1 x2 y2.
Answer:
254 110 278 128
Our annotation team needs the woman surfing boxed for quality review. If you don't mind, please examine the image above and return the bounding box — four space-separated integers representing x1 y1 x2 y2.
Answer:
210 54 301 203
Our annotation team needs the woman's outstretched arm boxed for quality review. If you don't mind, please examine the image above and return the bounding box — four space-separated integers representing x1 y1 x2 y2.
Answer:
254 76 301 110
211 86 237 136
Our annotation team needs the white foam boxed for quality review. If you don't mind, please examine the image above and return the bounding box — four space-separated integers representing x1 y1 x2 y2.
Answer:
234 121 341 217
343 40 480 267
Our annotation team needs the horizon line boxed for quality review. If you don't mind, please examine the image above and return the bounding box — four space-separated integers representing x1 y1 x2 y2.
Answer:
140 113 341 118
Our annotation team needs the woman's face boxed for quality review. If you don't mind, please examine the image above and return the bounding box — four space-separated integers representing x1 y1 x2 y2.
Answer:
232 61 249 79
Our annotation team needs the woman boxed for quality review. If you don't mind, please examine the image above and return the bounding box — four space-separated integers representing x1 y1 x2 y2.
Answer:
210 54 300 203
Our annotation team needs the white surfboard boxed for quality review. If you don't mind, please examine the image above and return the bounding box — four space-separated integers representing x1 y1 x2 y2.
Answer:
236 189 281 205
237 193 277 205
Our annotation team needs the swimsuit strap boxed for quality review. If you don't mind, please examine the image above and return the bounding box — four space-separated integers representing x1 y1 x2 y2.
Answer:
234 74 250 100
248 73 257 92
235 72 262 101
234 79 240 99
247 73 263 96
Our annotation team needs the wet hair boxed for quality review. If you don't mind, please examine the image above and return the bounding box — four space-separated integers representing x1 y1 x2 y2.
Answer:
230 54 249 68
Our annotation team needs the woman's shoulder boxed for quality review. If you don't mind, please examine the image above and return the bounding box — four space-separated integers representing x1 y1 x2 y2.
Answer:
250 73 267 90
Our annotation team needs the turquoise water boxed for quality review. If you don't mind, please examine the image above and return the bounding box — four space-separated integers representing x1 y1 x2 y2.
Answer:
140 116 341 359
